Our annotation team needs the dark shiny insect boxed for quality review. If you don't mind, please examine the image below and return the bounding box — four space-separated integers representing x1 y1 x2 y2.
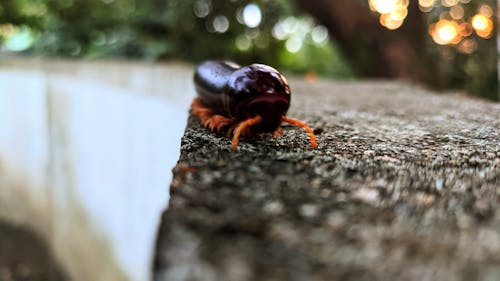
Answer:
191 60 317 150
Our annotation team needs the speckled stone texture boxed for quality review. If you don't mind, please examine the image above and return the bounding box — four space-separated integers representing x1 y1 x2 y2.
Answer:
153 80 500 281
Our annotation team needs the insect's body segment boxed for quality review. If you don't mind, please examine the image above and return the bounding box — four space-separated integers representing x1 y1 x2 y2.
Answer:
192 60 317 150
194 61 238 116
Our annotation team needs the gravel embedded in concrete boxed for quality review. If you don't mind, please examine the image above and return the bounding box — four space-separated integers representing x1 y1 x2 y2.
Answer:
154 80 500 281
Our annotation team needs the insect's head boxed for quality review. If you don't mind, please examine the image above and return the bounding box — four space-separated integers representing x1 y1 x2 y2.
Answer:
227 64 291 132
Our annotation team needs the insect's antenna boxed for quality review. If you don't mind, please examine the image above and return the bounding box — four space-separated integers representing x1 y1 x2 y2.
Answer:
232 115 263 150
281 116 318 149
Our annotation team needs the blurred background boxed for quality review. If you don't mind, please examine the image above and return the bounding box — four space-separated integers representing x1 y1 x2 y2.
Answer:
0 0 498 99
0 1 498 281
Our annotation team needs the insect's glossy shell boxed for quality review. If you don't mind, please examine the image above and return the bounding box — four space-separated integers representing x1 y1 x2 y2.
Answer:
194 60 291 133
194 61 239 115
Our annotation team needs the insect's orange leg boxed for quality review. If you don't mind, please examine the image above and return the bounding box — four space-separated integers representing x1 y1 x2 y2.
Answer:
191 98 213 123
191 98 235 132
232 115 262 151
207 115 234 132
281 116 318 149
273 128 283 138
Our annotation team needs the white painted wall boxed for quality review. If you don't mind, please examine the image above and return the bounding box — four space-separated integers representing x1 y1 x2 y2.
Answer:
0 59 195 281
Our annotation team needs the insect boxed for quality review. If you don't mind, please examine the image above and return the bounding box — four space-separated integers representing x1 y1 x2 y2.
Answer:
191 60 317 151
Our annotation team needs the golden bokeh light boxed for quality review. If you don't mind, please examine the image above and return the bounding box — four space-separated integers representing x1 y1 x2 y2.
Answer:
457 38 477 54
471 14 493 38
369 0 409 30
449 5 464 20
372 0 494 54
370 0 400 14
472 14 490 30
441 0 459 7
459 22 473 37
389 6 408 21
430 19 460 45
419 0 436 9
380 13 404 30
478 4 493 18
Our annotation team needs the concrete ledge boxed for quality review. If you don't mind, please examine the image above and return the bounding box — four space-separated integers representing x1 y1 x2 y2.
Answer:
154 80 500 281
0 57 195 281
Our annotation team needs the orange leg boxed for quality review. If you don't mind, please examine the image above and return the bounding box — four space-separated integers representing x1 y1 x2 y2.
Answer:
281 116 318 149
191 98 235 132
273 128 283 138
232 115 262 151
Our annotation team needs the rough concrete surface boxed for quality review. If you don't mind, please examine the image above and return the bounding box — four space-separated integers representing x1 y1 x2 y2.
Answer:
154 80 500 281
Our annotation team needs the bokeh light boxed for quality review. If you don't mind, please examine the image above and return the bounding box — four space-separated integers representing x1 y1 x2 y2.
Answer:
459 22 473 37
419 0 436 12
430 19 460 45
471 14 493 38
213 15 229 33
478 4 493 17
242 3 262 28
272 23 287 40
370 0 402 14
311 26 329 44
457 38 477 54
0 24 17 38
0 25 35 52
235 35 252 51
379 13 404 30
413 0 495 51
472 14 490 30
449 5 464 20
286 36 303 53
369 0 409 30
193 0 211 18
269 16 329 54
369 0 497 99
442 0 459 8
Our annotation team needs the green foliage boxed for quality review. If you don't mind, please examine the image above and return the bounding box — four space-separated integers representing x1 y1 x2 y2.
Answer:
0 0 352 78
